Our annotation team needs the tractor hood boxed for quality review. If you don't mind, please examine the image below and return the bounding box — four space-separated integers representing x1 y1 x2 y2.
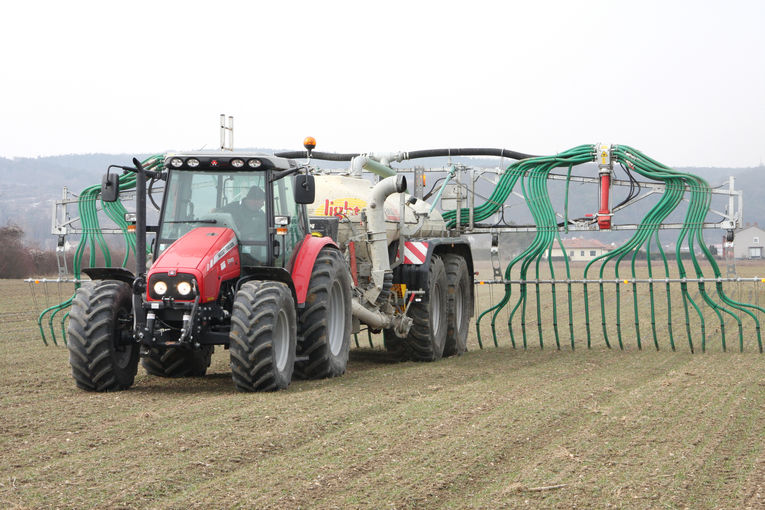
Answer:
147 227 241 303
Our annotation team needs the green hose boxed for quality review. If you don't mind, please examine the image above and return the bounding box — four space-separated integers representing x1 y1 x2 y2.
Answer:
469 144 763 353
38 155 163 345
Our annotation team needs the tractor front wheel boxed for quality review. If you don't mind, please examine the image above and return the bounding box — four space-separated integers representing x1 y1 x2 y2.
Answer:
67 280 139 391
295 248 352 379
229 281 296 392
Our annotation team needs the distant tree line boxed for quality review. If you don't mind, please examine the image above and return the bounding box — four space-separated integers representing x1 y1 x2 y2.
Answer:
0 221 131 278
0 223 60 278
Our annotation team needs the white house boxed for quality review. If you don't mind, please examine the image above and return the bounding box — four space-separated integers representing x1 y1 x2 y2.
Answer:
547 238 612 262
733 225 765 259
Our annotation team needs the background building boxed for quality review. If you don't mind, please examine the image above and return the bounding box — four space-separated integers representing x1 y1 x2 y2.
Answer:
547 238 612 262
733 225 765 259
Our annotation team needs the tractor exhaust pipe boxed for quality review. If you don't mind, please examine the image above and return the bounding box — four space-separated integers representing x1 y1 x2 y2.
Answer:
365 174 407 304
132 157 147 277
132 157 149 341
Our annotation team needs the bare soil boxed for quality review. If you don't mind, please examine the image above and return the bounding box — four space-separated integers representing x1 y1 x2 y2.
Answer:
0 278 762 509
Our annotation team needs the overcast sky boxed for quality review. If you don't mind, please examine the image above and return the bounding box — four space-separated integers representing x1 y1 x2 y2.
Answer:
2 0 763 167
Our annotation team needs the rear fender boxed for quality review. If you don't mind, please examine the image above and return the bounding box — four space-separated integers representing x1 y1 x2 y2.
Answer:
289 235 338 305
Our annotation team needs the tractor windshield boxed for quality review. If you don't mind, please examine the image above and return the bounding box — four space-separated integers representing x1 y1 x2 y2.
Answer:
158 170 269 264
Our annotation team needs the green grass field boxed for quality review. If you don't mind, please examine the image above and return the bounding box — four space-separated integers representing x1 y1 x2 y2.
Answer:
0 273 763 509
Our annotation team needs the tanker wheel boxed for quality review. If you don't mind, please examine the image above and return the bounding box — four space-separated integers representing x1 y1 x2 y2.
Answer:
404 254 448 361
142 346 214 377
67 280 139 392
295 248 352 379
443 254 471 357
229 281 296 392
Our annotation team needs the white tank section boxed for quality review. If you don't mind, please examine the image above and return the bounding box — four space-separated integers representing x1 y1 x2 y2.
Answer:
311 175 448 249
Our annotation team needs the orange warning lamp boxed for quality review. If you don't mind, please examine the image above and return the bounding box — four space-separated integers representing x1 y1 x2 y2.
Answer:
303 136 316 155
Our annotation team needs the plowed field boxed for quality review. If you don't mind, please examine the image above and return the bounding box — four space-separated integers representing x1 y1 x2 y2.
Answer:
0 278 762 509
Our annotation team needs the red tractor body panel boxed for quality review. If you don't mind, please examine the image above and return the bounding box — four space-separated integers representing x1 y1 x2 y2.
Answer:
148 227 240 302
289 235 338 304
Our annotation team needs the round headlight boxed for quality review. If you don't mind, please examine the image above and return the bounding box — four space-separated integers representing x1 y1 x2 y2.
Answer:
247 159 262 168
153 281 168 296
170 158 184 168
177 281 192 296
187 158 200 168
231 158 244 168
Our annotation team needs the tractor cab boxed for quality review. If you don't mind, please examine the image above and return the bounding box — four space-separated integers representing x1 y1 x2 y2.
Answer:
156 153 311 268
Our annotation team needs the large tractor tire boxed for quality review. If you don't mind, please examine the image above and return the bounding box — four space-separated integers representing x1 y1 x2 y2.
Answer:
142 346 213 378
229 281 296 392
295 248 352 379
443 253 471 357
67 280 139 392
404 255 448 361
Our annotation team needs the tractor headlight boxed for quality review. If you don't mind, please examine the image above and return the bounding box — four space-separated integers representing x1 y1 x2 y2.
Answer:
177 281 192 296
170 157 184 168
186 158 200 168
153 281 168 296
231 158 244 168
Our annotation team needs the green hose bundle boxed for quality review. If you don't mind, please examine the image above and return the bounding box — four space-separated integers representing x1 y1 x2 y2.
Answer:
459 144 764 353
37 155 163 345
464 146 594 348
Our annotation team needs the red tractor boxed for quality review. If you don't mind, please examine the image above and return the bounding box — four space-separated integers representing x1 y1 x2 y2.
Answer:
69 153 354 392
68 150 474 392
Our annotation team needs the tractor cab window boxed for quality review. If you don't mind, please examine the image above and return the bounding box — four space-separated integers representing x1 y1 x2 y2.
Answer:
158 170 269 265
272 176 306 266
218 173 269 265
158 170 220 249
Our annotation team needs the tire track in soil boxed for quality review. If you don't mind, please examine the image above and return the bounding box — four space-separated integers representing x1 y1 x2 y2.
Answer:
671 373 762 508
154 351 575 509
417 354 702 509
741 455 764 510
469 355 764 509
162 353 691 508
0 349 565 508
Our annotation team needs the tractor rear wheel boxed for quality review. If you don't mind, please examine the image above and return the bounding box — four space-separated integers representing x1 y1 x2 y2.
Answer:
141 346 213 377
404 255 448 361
67 280 139 391
443 254 471 357
229 281 296 392
295 248 352 379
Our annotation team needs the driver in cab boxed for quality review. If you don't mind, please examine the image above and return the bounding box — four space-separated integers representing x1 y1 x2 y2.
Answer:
220 186 266 240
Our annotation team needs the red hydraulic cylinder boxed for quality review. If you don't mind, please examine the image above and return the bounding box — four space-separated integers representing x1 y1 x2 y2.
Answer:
597 172 612 230
348 241 359 287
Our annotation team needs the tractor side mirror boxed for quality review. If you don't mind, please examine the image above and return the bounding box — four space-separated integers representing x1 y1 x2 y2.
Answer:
101 172 120 202
294 174 315 204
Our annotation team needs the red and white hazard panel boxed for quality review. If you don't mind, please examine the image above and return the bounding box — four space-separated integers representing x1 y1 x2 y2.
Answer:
402 241 429 265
